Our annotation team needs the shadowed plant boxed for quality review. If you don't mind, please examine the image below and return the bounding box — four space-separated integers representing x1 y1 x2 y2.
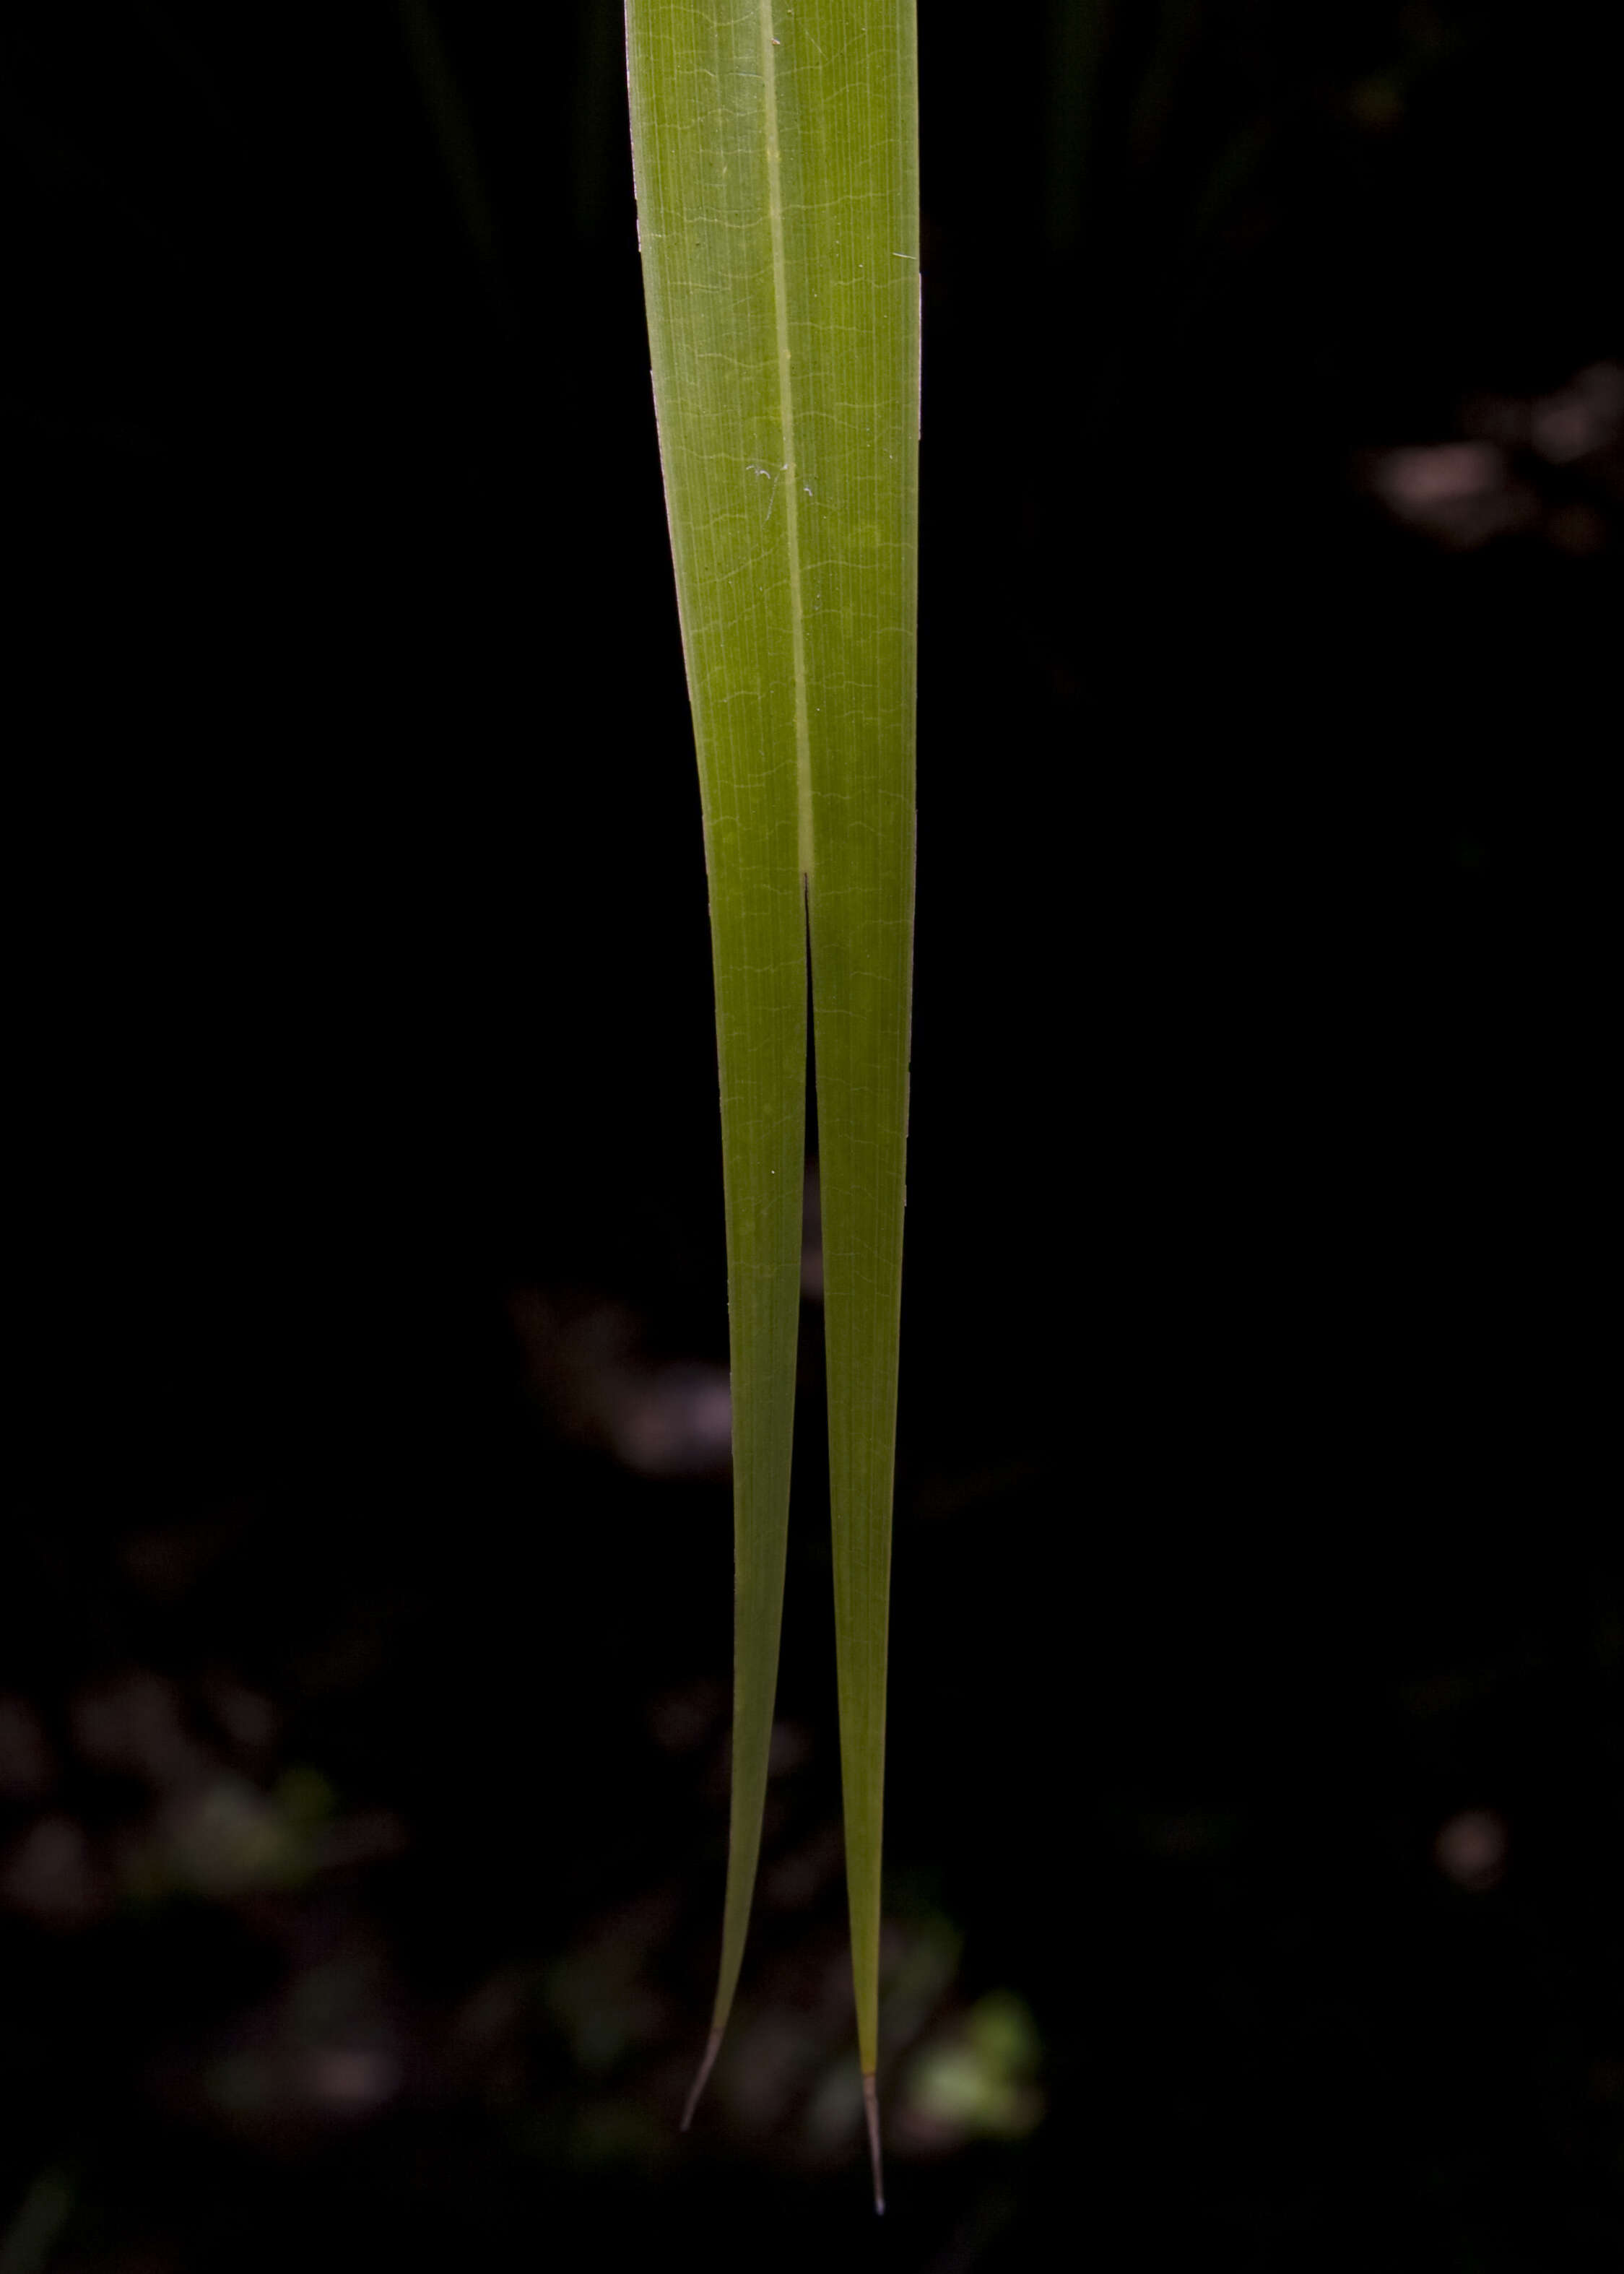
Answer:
624 0 919 2212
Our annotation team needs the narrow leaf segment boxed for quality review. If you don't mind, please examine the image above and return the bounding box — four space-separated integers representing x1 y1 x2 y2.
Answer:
625 0 919 2208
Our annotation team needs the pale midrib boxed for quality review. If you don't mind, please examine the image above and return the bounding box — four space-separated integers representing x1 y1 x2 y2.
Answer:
759 0 814 887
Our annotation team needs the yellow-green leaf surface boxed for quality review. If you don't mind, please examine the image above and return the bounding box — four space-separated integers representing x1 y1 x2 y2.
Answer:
625 0 918 2208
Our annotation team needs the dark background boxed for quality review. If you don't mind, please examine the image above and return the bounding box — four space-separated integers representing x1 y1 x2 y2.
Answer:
4 2 1620 2267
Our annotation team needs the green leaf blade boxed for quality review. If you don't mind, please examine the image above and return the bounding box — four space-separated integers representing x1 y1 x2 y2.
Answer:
786 0 919 2107
626 0 812 2092
625 0 918 2186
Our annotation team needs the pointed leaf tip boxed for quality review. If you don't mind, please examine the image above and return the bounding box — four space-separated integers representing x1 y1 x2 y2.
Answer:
863 2071 885 2214
681 2027 724 2132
